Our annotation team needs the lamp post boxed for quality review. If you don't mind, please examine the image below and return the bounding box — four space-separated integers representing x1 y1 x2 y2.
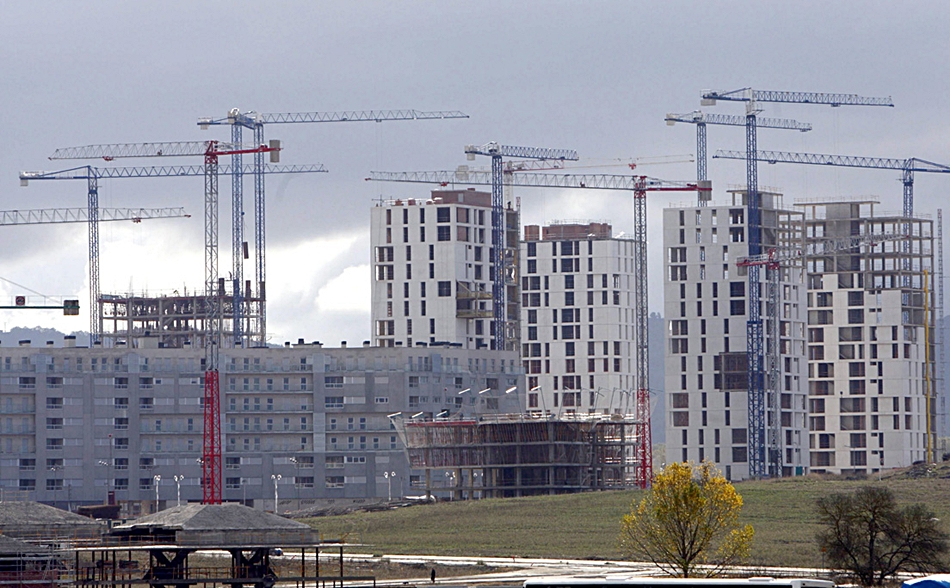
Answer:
153 474 161 513
49 466 60 508
173 475 183 507
529 385 545 414
271 474 281 513
383 471 396 501
473 471 482 500
444 471 457 500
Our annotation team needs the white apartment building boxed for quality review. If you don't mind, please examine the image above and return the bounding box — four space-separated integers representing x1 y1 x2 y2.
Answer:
801 199 936 473
663 190 809 480
519 222 638 414
370 189 520 351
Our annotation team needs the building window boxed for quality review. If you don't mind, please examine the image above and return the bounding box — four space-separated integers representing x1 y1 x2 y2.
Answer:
438 281 451 296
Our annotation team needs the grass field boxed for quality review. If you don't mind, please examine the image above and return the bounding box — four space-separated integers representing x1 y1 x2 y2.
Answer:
304 470 950 568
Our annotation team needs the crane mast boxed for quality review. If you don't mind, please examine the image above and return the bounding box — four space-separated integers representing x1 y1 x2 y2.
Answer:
701 87 893 478
198 108 469 346
19 162 327 345
370 168 711 488
463 143 579 351
665 110 811 196
37 141 313 505
738 231 907 476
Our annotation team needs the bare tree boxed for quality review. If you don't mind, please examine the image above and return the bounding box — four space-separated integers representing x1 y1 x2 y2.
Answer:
816 486 948 586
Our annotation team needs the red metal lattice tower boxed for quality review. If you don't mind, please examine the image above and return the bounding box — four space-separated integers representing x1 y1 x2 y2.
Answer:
632 178 653 488
202 143 223 504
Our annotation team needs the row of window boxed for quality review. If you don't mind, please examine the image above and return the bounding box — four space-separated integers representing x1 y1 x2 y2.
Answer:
386 205 486 226
809 414 916 432
523 290 623 308
383 224 488 244
524 358 623 375
522 273 621 291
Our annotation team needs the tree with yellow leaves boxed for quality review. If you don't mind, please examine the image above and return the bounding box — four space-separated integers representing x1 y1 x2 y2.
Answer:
619 461 754 577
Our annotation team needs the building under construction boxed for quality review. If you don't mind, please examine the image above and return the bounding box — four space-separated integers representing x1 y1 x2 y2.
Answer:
399 413 643 499
99 288 263 349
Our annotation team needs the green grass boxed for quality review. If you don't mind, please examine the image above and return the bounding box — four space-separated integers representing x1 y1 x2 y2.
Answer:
304 472 950 568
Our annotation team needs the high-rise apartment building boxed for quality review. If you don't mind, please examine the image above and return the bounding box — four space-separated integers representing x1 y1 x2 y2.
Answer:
663 190 809 480
519 222 638 414
800 199 936 473
370 189 520 351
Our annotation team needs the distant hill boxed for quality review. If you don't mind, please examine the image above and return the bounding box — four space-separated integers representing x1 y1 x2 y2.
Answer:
0 327 88 347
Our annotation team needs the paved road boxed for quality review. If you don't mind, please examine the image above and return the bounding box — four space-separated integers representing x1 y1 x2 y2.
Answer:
331 554 833 586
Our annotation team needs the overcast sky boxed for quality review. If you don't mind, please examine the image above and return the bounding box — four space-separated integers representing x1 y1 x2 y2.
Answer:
1 1 948 346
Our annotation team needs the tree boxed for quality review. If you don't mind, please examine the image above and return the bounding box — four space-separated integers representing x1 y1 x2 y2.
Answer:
816 486 948 586
619 461 754 577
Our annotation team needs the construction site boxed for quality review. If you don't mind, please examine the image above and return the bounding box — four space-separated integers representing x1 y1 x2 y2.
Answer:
0 79 945 588
398 413 642 498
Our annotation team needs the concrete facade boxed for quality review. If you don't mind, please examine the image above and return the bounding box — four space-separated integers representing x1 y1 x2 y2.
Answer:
662 190 809 480
800 199 936 473
370 189 520 351
0 340 521 514
519 221 638 414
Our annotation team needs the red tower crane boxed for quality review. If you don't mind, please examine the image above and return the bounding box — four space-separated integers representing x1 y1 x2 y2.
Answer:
369 169 711 488
49 140 280 504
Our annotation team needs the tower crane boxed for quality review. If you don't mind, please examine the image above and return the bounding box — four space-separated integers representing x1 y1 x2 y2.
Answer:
47 141 285 505
700 87 894 478
462 144 579 352
0 206 188 225
665 110 811 194
712 150 950 218
737 231 907 476
48 141 281 345
19 162 326 346
370 169 711 488
0 206 187 315
198 109 469 346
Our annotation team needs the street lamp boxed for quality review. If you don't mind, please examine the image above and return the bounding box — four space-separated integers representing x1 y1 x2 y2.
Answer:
271 474 281 513
49 466 60 508
153 475 161 513
173 475 183 507
383 471 396 501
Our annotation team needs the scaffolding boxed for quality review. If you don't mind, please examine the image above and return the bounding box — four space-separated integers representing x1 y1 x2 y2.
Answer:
400 413 642 499
0 538 63 588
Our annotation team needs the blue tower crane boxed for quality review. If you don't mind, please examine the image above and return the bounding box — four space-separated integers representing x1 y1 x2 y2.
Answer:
370 168 711 488
665 110 811 198
712 149 950 218
700 88 894 478
198 109 469 346
462 143 579 351
20 162 326 345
